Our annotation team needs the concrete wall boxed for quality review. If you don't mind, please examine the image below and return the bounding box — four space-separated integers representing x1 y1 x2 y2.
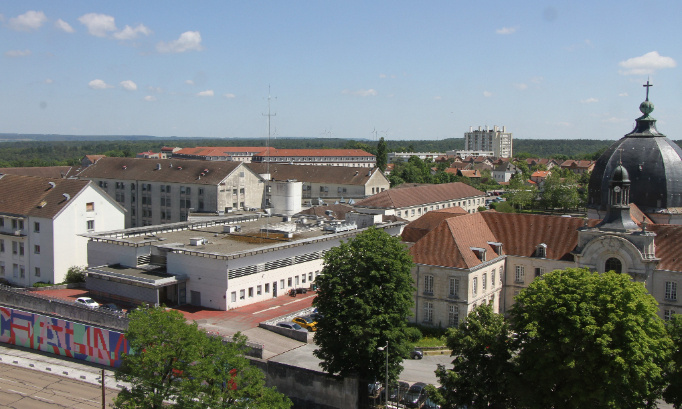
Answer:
86 276 160 305
258 323 311 343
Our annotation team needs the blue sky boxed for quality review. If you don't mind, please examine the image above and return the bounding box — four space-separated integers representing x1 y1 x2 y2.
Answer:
1 1 681 141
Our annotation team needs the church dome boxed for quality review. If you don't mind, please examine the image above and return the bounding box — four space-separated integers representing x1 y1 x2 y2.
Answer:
610 164 630 184
588 92 682 212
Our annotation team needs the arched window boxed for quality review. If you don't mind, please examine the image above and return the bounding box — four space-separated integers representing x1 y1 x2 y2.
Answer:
605 257 622 274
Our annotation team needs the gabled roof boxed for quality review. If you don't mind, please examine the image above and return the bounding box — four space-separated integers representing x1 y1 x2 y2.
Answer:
254 148 375 158
354 182 484 209
174 147 266 157
531 170 551 178
649 224 682 271
77 157 247 185
246 163 385 185
459 169 481 178
560 160 594 169
84 155 106 163
0 174 91 219
0 166 79 179
402 207 468 243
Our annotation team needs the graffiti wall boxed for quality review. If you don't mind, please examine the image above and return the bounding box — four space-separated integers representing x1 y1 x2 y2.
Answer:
0 306 129 367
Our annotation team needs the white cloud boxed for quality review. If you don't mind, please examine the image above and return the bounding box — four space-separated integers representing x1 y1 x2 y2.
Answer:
113 24 152 40
496 26 518 35
88 79 113 90
156 31 203 53
5 49 31 57
223 93 236 99
580 97 598 104
54 18 74 33
483 90 493 97
78 13 117 37
144 95 156 102
618 92 628 97
185 80 195 85
44 78 53 84
120 80 137 91
513 83 528 90
9 10 47 31
618 51 676 75
341 88 378 97
197 90 214 97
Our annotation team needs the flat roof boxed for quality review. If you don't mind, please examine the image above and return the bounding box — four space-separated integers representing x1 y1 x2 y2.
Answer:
88 264 184 287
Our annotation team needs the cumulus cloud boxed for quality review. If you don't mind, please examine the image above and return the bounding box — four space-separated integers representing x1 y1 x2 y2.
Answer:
185 80 195 85
5 49 31 57
144 95 156 101
78 13 117 37
223 93 236 99
197 90 214 97
120 80 137 91
9 10 47 31
513 83 528 90
496 26 518 35
113 24 152 40
618 51 676 75
88 79 113 90
157 31 203 53
483 90 493 97
342 88 378 97
580 97 598 104
54 18 74 33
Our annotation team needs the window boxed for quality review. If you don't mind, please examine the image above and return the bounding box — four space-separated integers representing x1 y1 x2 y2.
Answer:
0 262 4 276
231 292 236 302
34 267 40 277
34 245 40 255
302 274 306 284
12 241 17 255
605 257 622 274
34 222 40 233
491 269 496 287
233 189 238 195
265 283 270 293
12 264 18 278
248 287 254 297
0 239 4 253
280 280 285 289
473 277 478 295
308 272 313 281
424 275 434 294
239 289 245 300
19 265 24 278
257 285 262 295
198 188 204 195
0 218 3 227
448 305 459 327
535 267 544 277
86 202 95 212
536 244 547 258
665 282 678 301
287 277 292 287
87 220 95 230
664 310 675 321
295 276 300 286
449 277 459 298
482 273 487 291
515 266 525 283
240 188 244 194
423 302 433 323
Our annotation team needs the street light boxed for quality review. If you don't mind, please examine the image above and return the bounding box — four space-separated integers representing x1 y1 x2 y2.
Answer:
377 341 389 405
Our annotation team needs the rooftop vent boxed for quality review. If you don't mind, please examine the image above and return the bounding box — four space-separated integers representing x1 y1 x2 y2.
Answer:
48 181 56 189
123 165 127 170
177 166 183 170
37 201 47 208
189 237 206 246
156 163 161 170
62 193 70 201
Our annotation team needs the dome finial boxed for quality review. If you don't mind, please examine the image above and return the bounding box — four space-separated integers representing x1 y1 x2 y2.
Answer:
639 78 654 117
643 77 653 101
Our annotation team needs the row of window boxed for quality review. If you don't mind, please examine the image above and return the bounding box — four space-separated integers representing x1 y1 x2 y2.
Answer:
101 181 207 196
229 271 320 302
0 262 40 278
424 269 501 298
396 198 483 218
0 218 26 231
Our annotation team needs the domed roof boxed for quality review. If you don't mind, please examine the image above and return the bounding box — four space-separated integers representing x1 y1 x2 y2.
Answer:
610 164 630 184
588 94 682 212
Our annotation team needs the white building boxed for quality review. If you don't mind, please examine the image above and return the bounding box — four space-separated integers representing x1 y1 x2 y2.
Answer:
387 152 446 163
0 174 124 286
84 215 405 310
252 148 376 168
462 125 513 158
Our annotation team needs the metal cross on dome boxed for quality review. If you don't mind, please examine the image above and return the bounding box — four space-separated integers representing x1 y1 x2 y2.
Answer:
643 78 653 101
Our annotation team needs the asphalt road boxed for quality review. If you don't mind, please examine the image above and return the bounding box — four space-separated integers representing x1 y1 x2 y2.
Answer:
0 363 118 408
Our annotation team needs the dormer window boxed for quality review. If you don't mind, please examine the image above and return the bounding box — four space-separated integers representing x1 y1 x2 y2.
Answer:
536 243 547 258
487 241 503 255
471 247 486 262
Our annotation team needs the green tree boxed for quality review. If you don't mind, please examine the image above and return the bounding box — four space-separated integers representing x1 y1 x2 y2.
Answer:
376 137 388 172
504 177 536 211
64 266 87 283
664 314 682 408
435 304 516 409
512 268 672 409
313 227 414 387
115 307 291 409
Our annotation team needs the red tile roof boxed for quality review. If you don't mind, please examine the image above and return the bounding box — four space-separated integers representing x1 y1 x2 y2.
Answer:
402 207 468 243
247 163 384 185
355 182 484 209
0 174 91 219
174 147 266 157
649 224 682 271
255 148 375 158
0 166 78 179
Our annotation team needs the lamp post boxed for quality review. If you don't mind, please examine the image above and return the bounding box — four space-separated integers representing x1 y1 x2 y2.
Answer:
377 341 389 405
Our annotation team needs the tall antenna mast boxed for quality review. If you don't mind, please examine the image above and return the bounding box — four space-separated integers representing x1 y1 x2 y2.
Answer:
262 86 276 239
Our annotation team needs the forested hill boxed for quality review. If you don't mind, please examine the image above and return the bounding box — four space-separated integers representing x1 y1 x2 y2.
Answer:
0 134 677 167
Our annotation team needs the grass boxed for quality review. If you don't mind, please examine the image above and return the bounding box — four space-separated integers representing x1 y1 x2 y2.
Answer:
413 336 447 348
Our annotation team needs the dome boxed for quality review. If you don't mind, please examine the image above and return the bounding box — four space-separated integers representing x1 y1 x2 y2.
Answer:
610 164 630 184
588 98 682 212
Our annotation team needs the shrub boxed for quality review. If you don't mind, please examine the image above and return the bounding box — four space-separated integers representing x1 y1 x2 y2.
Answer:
65 266 86 283
32 281 53 288
404 326 422 342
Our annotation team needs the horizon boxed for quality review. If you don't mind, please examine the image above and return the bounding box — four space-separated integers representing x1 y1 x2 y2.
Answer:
1 2 681 141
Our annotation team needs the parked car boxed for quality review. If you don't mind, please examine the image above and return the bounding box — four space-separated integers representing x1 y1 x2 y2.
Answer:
100 303 123 313
292 315 317 331
402 382 428 408
368 381 383 398
410 348 424 359
276 321 307 332
76 297 99 309
388 381 410 402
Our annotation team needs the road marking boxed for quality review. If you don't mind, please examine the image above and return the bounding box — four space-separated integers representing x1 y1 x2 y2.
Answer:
7 388 26 395
252 306 281 314
283 298 309 305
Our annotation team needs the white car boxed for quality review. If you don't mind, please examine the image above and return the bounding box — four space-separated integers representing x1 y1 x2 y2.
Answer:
76 297 100 309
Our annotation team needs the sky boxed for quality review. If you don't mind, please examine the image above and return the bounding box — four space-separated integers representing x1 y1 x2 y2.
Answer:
1 1 681 141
